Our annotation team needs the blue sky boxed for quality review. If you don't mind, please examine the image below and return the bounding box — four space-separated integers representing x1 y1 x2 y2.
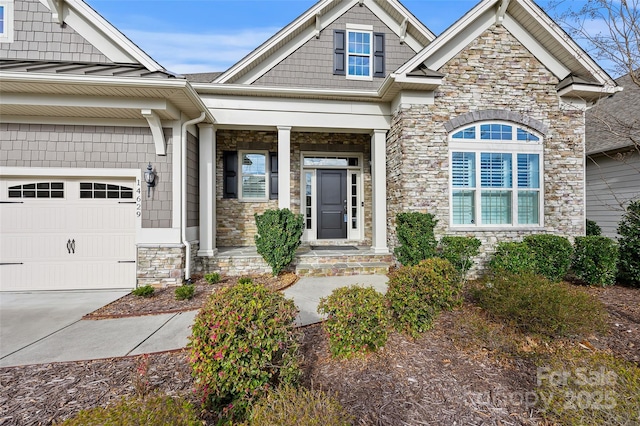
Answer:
84 0 579 74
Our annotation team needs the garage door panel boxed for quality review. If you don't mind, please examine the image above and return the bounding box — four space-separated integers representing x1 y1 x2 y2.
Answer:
0 177 137 291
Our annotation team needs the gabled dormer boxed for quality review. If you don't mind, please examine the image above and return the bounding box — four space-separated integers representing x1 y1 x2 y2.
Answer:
214 0 436 91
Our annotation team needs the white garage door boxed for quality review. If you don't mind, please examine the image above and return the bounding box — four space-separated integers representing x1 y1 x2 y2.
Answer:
0 178 137 291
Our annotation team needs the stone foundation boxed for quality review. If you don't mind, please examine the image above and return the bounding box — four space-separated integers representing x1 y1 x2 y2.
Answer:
136 245 185 287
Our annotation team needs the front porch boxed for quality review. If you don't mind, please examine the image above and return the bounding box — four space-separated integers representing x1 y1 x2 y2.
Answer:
198 245 394 277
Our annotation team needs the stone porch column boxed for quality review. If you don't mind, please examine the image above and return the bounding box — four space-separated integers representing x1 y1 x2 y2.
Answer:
371 129 389 254
198 123 217 256
277 126 291 210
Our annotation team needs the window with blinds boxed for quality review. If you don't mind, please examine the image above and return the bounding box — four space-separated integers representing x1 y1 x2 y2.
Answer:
449 122 543 227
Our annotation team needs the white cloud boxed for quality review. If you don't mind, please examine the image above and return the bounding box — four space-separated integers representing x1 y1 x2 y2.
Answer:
122 27 281 74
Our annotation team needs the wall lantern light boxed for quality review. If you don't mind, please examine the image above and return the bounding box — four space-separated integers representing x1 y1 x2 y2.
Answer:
144 163 156 197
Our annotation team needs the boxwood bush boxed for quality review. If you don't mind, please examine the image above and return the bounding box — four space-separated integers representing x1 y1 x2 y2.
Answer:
488 241 536 275
317 286 389 359
472 272 606 338
386 258 461 338
572 236 619 286
437 236 481 281
188 282 300 419
394 212 438 266
523 234 573 282
254 208 304 275
586 219 602 236
204 272 220 285
57 394 201 426
132 285 154 298
174 284 195 301
617 200 640 287
249 385 353 426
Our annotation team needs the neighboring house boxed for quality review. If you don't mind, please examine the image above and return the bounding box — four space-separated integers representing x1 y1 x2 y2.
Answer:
585 71 640 237
0 0 618 291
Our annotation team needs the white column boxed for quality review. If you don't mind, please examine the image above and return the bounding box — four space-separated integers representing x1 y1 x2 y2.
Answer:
197 123 217 256
371 129 389 254
277 126 291 210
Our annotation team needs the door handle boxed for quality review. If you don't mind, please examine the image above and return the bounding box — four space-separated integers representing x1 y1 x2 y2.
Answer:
67 239 76 254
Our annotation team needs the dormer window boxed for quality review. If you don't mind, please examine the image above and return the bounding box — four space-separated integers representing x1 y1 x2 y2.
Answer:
334 24 385 79
0 0 14 43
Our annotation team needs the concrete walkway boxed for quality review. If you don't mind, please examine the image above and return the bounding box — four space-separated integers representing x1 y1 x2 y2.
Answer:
0 275 387 367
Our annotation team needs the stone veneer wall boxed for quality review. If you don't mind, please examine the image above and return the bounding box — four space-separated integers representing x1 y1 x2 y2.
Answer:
387 25 586 271
137 245 185 287
0 123 174 229
216 130 372 246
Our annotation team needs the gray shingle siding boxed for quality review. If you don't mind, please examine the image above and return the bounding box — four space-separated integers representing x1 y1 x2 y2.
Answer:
252 4 416 90
0 123 173 229
1 0 112 63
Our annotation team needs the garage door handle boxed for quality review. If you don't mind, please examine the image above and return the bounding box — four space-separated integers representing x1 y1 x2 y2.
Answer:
67 239 75 254
0 262 24 265
118 261 136 264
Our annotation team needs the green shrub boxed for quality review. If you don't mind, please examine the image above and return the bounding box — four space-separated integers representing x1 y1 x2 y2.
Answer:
249 385 353 426
617 200 640 287
394 212 438 266
437 236 481 281
175 284 195 301
204 272 220 285
57 394 201 426
188 282 300 419
472 273 607 338
523 234 573 282
537 349 640 425
586 219 602 236
488 241 536 275
132 285 154 298
572 236 619 286
238 276 253 285
317 286 389 359
255 208 304 275
386 258 461 338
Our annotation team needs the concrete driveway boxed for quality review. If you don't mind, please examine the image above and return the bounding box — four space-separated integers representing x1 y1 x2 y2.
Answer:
0 290 197 367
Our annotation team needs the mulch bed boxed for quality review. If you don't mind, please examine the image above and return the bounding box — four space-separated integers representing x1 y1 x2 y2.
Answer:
83 273 298 319
1 281 638 425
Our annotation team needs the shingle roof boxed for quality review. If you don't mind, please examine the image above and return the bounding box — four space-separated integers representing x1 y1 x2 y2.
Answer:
183 72 224 83
586 71 640 155
0 60 182 79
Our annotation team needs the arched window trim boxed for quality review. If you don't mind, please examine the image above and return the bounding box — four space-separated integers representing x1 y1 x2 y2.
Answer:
448 121 544 228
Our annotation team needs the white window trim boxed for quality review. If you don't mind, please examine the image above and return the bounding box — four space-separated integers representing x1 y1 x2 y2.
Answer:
238 150 269 202
0 0 15 43
449 122 545 229
346 23 374 81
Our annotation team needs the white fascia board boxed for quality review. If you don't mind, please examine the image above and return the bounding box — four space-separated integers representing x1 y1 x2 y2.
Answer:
38 0 163 71
0 166 140 178
384 0 436 41
557 83 619 99
393 74 442 86
422 8 495 71
0 71 185 89
1 93 176 111
502 15 570 80
193 82 381 100
201 95 389 116
0 115 148 127
209 108 390 131
395 0 495 75
235 0 359 84
216 0 356 83
365 0 423 52
516 0 614 85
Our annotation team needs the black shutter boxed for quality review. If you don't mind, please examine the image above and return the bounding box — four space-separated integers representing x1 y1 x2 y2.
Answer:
333 30 346 75
223 151 237 199
373 32 385 77
269 152 278 200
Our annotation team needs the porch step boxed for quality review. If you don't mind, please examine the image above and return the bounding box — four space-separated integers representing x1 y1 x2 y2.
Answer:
198 246 394 277
295 262 390 277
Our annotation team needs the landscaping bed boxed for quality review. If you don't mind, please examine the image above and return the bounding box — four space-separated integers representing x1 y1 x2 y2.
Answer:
83 273 298 319
1 283 638 425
